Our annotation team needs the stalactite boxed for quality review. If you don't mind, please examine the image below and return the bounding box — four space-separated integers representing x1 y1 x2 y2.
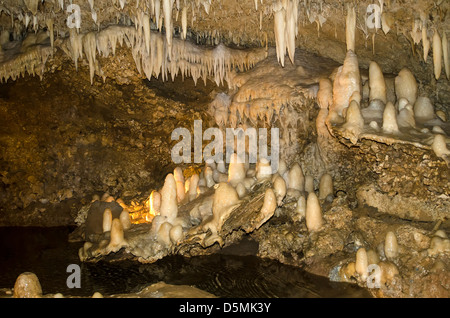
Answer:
46 19 54 49
83 32 98 85
163 0 174 60
88 0 95 10
443 32 449 80
346 4 356 52
381 12 393 35
155 0 161 31
69 28 84 71
24 0 39 16
273 1 287 67
422 20 430 62
433 29 442 80
181 6 188 40
285 0 299 64
143 14 151 54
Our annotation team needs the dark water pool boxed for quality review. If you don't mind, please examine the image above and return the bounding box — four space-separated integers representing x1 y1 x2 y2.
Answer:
0 227 371 298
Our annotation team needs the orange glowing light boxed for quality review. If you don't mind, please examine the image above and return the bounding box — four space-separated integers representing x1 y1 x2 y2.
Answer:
147 190 160 216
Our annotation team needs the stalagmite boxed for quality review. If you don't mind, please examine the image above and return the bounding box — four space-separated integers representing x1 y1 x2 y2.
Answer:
107 218 127 252
317 78 333 110
228 153 246 186
431 134 450 159
394 68 417 105
369 61 387 104
235 182 247 198
355 248 369 281
294 195 306 221
428 231 450 256
330 50 360 123
169 224 183 244
397 104 416 128
340 262 356 282
428 236 449 256
160 173 178 223
157 222 173 246
443 32 449 80
213 169 228 183
204 167 215 188
287 163 304 197
102 208 113 232
257 188 277 229
319 173 333 200
432 29 442 80
342 100 364 144
378 261 399 285
432 126 445 134
346 5 356 52
207 183 241 235
273 175 286 206
256 158 272 181
397 98 409 112
278 159 288 178
384 231 399 260
414 96 435 121
149 190 161 214
188 174 200 202
305 192 323 232
217 161 226 174
119 210 131 230
317 78 334 142
382 102 399 134
174 167 186 203
13 272 42 298
304 175 314 193
101 193 112 201
242 177 256 191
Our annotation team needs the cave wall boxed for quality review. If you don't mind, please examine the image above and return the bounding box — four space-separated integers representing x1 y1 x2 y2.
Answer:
0 0 448 227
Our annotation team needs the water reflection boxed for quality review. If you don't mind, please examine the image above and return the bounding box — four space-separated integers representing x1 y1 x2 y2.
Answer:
0 227 370 298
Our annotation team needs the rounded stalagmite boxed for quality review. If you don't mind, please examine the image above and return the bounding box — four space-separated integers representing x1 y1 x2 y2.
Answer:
319 173 333 200
102 208 113 233
119 210 132 230
394 68 417 106
273 175 286 206
305 192 323 232
13 272 43 298
355 248 369 281
384 231 399 260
